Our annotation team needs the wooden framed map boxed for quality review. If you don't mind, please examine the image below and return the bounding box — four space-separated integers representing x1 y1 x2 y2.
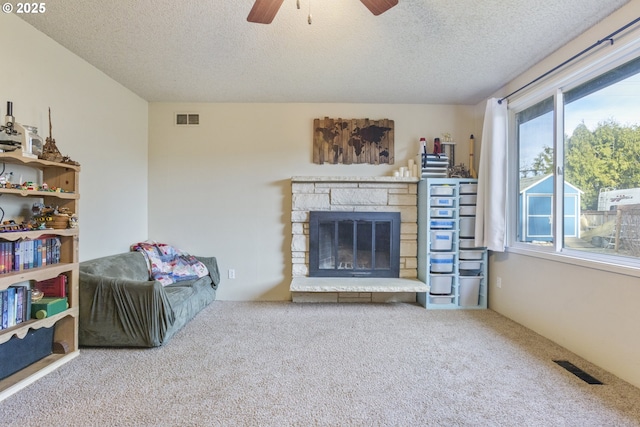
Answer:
313 117 394 165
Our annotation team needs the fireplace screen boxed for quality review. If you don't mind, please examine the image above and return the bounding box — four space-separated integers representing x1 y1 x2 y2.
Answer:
309 211 400 277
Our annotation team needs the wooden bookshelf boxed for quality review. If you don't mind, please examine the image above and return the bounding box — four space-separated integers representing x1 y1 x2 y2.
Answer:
0 153 80 401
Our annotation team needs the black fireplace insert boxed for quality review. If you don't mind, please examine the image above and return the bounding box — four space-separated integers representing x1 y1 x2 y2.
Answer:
308 211 401 278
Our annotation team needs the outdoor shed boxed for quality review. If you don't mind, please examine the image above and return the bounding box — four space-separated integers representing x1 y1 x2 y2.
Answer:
519 174 582 242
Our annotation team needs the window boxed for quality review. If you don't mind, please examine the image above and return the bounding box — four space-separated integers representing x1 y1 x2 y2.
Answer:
516 96 554 246
514 54 640 264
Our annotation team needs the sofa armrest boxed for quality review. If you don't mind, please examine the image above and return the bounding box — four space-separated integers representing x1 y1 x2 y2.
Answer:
195 256 221 289
79 272 175 347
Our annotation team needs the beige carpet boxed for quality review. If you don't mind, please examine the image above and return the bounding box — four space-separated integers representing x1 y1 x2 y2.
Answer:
1 301 640 426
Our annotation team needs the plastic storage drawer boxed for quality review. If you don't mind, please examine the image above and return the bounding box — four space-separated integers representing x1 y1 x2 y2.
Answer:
429 294 455 304
429 274 453 294
430 220 455 229
459 205 476 216
430 253 454 273
459 261 483 276
430 197 454 207
459 250 483 260
430 186 454 196
459 217 475 237
430 208 454 218
459 194 477 205
459 183 478 194
459 238 476 249
459 276 482 307
430 230 453 251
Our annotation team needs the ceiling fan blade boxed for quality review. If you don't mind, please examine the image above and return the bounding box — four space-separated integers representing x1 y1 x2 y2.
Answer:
247 0 285 24
360 0 398 16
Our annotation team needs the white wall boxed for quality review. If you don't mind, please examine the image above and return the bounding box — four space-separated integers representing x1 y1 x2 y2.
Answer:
0 14 149 260
486 1 640 388
149 103 477 300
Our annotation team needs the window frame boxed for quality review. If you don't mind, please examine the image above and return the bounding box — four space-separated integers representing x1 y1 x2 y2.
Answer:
506 37 640 277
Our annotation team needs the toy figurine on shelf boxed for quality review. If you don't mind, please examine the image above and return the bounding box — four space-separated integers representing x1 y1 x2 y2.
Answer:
0 171 13 188
39 108 80 166
31 202 74 229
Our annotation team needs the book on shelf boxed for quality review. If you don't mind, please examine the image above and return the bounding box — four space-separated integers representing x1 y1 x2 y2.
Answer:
12 282 32 325
0 241 11 274
36 274 67 298
1 289 8 329
0 282 32 330
14 286 23 324
0 236 62 275
6 287 15 328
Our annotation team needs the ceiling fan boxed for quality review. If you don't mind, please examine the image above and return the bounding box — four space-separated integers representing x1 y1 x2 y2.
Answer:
247 0 399 24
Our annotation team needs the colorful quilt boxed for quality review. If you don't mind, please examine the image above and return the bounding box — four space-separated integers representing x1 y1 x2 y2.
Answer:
131 242 209 286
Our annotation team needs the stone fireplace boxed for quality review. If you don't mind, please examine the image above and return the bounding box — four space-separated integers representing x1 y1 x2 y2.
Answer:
290 176 427 303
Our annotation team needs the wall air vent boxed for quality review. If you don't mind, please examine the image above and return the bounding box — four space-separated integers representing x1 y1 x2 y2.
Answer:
175 113 199 126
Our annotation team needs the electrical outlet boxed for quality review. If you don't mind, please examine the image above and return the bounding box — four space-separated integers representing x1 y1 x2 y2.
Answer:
228 269 236 279
496 277 502 288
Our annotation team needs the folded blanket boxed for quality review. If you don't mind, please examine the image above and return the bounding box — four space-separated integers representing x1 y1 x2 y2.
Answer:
131 242 209 286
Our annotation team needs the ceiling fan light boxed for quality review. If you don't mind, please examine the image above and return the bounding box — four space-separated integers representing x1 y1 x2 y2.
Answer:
248 0 397 24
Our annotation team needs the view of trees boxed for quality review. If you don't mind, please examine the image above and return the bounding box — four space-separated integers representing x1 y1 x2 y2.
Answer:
520 120 640 210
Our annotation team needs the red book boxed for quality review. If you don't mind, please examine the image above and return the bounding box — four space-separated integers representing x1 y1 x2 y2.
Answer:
36 275 67 298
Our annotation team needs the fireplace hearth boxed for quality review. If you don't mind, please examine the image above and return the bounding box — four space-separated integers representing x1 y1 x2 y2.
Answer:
309 211 400 278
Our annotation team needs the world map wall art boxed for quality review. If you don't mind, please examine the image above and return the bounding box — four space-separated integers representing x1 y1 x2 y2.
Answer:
313 117 394 165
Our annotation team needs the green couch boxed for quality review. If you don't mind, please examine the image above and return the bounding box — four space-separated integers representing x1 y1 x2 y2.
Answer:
78 251 220 347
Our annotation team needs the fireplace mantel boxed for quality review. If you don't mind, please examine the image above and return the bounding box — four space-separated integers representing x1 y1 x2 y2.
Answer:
292 176 419 183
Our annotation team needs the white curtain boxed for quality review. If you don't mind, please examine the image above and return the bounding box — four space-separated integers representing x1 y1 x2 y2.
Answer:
475 98 508 252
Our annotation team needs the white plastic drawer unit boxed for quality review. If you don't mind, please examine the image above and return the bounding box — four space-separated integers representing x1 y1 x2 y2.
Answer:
430 197 454 207
430 230 453 251
430 185 455 196
430 253 454 273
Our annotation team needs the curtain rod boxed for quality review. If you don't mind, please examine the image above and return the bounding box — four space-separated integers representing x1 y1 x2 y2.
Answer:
498 16 640 104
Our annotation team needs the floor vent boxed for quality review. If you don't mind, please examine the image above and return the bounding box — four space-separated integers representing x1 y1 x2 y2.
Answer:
554 360 603 384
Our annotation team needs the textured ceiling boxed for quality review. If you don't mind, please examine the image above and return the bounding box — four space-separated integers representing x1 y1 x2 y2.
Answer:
19 0 629 104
